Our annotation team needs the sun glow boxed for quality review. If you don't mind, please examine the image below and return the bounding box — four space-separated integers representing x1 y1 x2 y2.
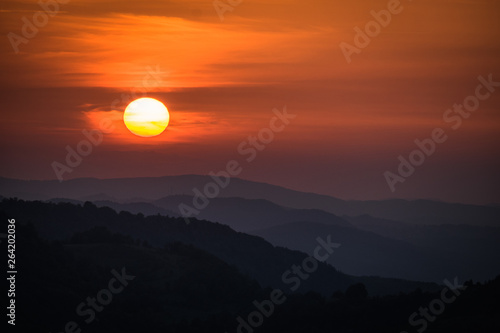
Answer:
123 98 170 137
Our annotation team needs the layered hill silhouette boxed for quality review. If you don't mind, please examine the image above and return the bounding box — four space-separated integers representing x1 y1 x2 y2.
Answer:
152 195 351 231
252 221 500 283
2 175 499 331
12 222 263 331
5 202 500 333
1 175 499 226
3 175 500 283
0 198 439 297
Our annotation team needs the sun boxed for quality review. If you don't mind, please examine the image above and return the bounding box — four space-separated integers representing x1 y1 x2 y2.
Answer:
123 98 170 137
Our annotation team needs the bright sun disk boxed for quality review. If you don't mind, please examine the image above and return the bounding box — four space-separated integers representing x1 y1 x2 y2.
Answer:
123 97 170 137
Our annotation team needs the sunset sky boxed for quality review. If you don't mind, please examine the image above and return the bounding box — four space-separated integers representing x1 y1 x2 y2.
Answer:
0 0 499 204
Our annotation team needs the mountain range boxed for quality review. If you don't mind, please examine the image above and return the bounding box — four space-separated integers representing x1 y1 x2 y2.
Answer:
1 175 499 283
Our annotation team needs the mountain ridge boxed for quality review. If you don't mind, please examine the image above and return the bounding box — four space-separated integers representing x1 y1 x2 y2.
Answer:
1 175 498 226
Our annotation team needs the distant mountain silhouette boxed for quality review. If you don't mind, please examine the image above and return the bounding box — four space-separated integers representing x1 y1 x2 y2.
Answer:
0 198 440 297
1 175 499 226
13 222 263 331
252 221 445 281
42 195 500 282
152 195 351 231
252 221 500 282
7 203 500 333
345 214 500 281
3 175 500 284
146 196 500 282
49 198 177 217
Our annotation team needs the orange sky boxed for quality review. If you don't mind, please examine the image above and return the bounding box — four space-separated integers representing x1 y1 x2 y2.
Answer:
0 0 499 204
